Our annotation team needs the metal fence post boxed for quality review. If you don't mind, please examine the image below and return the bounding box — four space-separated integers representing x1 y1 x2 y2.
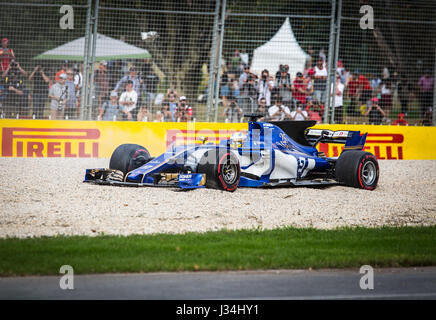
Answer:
80 0 92 120
206 0 221 122
324 0 337 124
331 0 342 124
214 0 227 122
87 0 99 120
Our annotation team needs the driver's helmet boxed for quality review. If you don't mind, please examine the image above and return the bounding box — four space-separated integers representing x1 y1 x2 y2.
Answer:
230 131 247 149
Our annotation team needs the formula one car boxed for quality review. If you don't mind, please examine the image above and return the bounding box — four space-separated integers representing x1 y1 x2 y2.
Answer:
84 116 379 191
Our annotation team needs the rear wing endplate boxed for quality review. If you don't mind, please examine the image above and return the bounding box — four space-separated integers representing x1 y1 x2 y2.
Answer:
305 129 367 151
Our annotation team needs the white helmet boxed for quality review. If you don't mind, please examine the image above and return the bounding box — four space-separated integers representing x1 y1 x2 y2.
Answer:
230 131 247 148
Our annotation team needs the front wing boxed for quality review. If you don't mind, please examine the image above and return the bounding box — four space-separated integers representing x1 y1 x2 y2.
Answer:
84 168 206 189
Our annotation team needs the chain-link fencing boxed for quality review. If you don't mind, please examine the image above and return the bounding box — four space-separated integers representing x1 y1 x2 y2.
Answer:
0 0 435 125
330 0 436 127
0 1 88 120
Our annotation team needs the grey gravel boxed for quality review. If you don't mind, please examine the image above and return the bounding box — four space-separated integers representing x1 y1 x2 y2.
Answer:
0 158 435 238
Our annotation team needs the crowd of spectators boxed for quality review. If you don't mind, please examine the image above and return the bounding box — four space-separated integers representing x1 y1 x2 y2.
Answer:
0 37 434 125
218 48 434 126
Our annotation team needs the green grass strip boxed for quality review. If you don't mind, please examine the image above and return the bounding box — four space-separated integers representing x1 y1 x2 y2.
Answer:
0 226 435 276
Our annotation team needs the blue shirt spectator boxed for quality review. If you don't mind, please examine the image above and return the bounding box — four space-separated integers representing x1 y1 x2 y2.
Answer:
114 66 141 97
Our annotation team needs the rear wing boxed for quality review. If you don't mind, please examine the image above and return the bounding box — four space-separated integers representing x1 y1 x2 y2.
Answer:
305 129 367 151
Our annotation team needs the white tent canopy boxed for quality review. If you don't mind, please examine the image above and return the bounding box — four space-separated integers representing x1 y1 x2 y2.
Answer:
250 18 309 79
34 33 151 61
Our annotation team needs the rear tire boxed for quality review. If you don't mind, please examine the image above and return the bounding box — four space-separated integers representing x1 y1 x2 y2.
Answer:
335 150 379 190
197 149 240 192
109 144 151 176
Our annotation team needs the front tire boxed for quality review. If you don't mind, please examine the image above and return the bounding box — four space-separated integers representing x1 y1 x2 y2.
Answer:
197 149 240 192
109 144 152 176
335 150 379 190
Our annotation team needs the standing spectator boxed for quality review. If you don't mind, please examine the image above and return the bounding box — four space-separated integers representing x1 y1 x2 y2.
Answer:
142 59 159 111
119 80 137 121
239 64 251 89
95 61 110 112
48 73 67 120
0 38 15 73
3 72 27 117
55 61 69 81
115 66 141 99
359 71 374 113
365 97 385 125
115 66 141 119
108 60 122 89
65 68 78 119
163 89 179 121
232 79 240 99
2 59 27 78
336 60 346 83
313 59 327 104
331 74 345 124
73 64 83 113
257 69 274 107
419 108 433 126
99 91 121 121
397 76 410 116
276 65 293 107
29 65 50 119
380 78 393 118
305 68 315 99
382 66 390 80
392 113 409 126
346 70 371 116
418 69 434 116
370 73 382 95
155 102 173 122
176 96 193 122
290 102 309 121
292 72 308 106
220 72 230 107
230 50 242 76
239 73 257 112
268 97 291 121
255 97 268 121
137 101 153 122
223 98 242 123
319 48 326 63
2 61 30 117
305 97 322 124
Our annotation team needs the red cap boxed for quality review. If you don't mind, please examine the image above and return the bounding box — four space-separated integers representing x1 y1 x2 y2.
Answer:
308 68 315 76
337 60 343 68
2 38 8 43
398 112 405 119
371 97 379 103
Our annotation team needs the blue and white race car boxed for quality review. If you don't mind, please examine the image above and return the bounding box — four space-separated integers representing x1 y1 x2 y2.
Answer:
84 116 379 191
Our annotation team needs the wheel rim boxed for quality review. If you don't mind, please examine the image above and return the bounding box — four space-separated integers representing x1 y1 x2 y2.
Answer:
222 163 238 185
361 161 376 185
